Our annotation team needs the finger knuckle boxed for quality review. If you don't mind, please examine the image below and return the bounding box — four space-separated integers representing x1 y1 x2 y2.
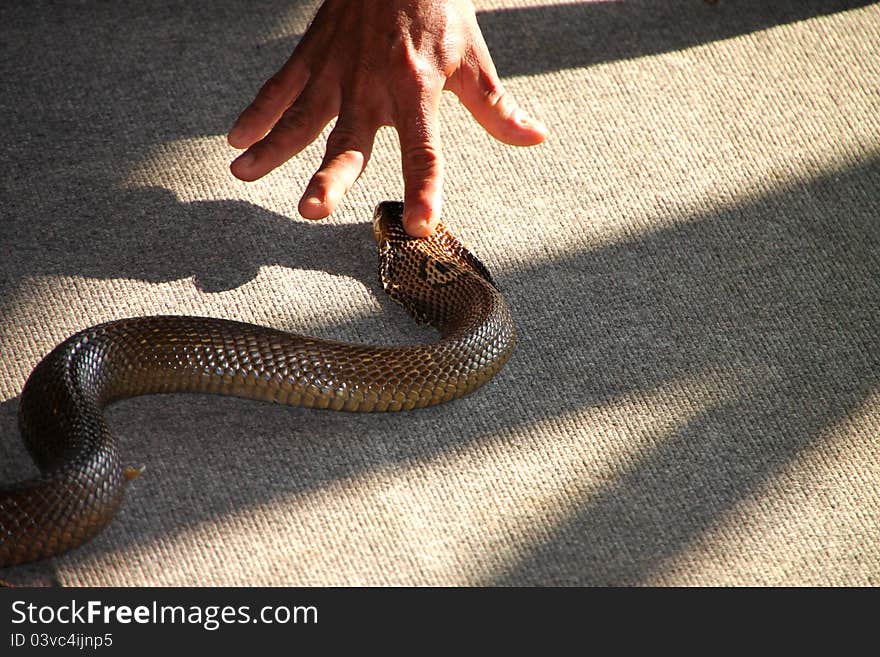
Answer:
327 124 362 151
276 108 308 134
392 48 438 91
404 145 442 175
238 103 265 124
309 169 335 190
477 70 505 107
259 74 287 103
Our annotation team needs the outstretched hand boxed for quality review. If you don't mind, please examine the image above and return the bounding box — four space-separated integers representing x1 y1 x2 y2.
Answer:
227 0 546 237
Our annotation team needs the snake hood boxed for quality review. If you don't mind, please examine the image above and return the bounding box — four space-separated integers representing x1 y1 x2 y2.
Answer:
373 200 500 332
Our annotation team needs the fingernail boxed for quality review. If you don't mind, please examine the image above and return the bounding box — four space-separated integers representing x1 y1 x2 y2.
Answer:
233 151 256 170
299 193 331 220
228 124 245 145
516 110 546 133
404 214 434 238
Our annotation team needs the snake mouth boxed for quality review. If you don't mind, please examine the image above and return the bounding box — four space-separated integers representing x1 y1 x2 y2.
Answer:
372 208 385 245
373 201 407 245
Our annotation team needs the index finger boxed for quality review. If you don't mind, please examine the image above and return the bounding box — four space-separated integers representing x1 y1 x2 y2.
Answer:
395 82 445 237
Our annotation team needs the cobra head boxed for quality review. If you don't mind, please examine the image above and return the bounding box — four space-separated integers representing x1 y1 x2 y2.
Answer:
371 200 498 330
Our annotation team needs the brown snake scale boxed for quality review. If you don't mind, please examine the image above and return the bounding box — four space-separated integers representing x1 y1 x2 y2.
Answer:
0 201 515 567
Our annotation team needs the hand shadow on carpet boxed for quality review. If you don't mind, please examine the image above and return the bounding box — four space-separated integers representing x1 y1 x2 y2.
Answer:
1 156 878 585
2 0 877 585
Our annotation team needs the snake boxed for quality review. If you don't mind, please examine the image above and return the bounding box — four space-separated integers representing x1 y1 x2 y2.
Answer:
0 201 515 567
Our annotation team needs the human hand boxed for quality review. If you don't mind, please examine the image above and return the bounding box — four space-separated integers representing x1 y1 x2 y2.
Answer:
227 0 546 236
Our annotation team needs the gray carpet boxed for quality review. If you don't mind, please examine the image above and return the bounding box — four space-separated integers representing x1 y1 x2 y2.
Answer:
1 0 878 586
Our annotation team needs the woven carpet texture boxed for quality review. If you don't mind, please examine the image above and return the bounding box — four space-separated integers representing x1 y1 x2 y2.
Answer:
1 0 878 585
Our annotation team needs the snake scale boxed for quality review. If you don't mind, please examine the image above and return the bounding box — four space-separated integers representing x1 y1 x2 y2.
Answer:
0 201 515 567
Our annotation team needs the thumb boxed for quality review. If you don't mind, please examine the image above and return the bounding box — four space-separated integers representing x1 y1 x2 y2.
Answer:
450 45 547 146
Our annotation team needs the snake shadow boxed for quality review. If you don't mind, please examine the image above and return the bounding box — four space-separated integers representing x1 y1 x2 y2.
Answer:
0 187 419 585
2 157 878 586
1 0 877 585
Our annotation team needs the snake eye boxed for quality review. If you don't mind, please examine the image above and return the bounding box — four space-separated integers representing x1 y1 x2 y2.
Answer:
433 261 450 275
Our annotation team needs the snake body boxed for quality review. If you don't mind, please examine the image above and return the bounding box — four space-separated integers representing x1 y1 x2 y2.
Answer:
0 201 515 567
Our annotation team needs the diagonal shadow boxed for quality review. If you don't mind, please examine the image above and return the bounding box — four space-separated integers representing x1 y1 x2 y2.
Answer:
487 156 880 584
2 0 873 302
2 156 877 585
1 1 878 584
478 0 878 77
2 0 873 171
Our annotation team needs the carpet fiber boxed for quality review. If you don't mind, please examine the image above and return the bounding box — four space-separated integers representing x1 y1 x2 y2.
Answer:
1 0 878 586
